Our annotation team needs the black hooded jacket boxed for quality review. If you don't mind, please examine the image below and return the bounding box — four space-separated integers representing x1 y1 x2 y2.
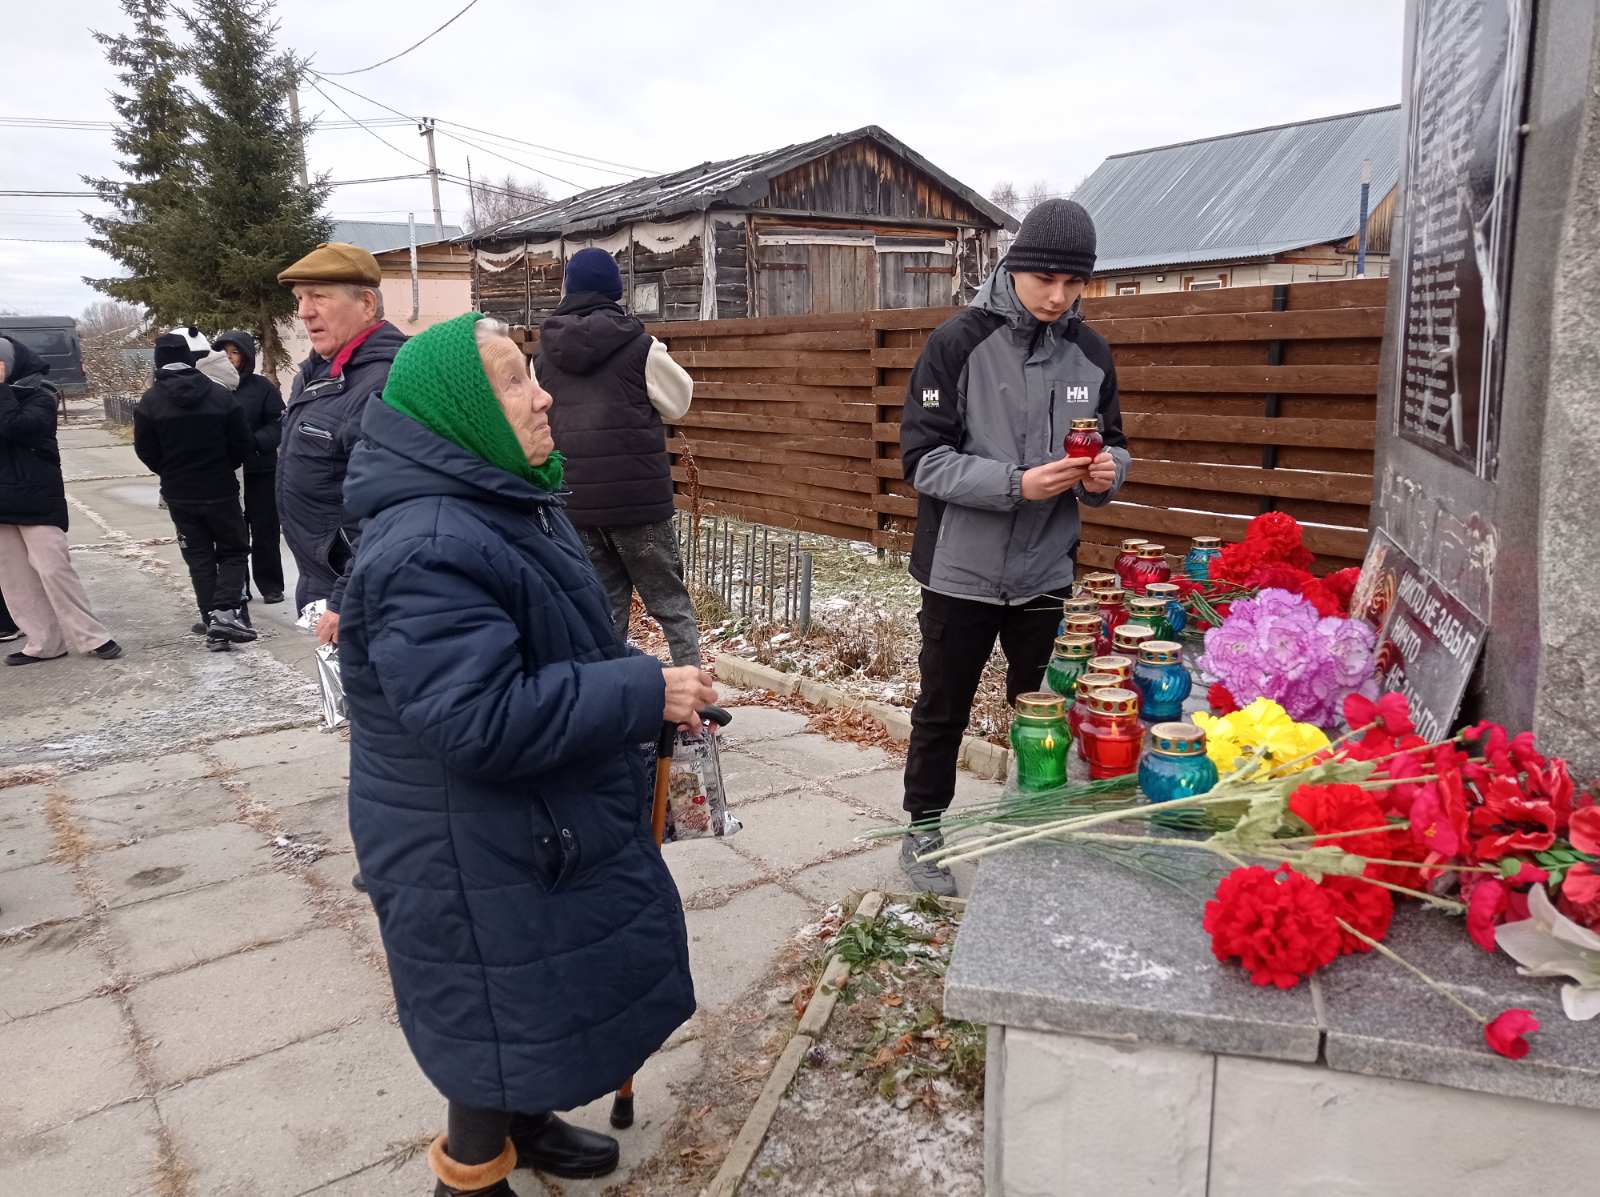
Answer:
0 337 69 531
133 366 252 503
214 330 284 475
535 292 670 528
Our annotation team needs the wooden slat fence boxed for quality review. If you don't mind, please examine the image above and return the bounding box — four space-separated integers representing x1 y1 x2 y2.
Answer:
514 278 1388 572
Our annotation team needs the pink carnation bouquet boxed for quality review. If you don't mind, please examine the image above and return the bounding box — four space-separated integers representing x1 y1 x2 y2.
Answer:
1197 588 1378 729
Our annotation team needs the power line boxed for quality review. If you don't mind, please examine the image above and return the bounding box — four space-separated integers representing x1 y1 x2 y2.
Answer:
0 115 411 132
0 237 89 244
316 0 482 76
309 73 640 186
302 77 431 169
432 126 584 191
432 119 657 176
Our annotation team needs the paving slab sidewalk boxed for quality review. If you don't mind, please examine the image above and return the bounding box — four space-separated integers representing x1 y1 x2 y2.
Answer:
0 412 1004 1196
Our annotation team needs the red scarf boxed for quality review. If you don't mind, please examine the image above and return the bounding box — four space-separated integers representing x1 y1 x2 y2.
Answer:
329 322 384 379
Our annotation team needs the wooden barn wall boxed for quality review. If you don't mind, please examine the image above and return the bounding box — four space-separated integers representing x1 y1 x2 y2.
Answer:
511 279 1389 571
757 141 990 225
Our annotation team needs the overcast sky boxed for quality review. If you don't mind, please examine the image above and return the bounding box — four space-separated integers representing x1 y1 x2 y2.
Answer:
1 0 1404 316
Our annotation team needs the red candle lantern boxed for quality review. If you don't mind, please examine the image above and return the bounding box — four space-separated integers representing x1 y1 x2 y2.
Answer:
1091 587 1129 653
1129 543 1172 594
1070 671 1122 761
1080 687 1143 779
1114 538 1149 589
1064 417 1104 461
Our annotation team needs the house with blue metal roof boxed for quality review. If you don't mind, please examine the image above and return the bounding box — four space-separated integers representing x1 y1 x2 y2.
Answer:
1072 106 1401 296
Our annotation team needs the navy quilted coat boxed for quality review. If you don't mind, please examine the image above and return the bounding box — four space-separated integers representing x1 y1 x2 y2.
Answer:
338 398 695 1113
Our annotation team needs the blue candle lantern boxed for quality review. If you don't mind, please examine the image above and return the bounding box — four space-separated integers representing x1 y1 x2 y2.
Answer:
1132 640 1191 722
1139 722 1220 803
1183 535 1223 582
1145 581 1186 636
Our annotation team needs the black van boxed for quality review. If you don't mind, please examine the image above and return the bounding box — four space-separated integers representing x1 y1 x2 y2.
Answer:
0 316 87 395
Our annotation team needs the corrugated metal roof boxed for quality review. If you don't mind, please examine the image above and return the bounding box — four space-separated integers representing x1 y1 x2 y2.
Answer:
1072 106 1402 273
466 125 1016 242
330 219 463 254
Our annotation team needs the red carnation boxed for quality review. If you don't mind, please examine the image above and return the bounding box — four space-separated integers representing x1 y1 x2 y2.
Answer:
1321 567 1361 616
1484 1009 1539 1060
1344 692 1414 737
1320 875 1394 955
1410 772 1470 858
1247 563 1316 594
1246 512 1306 556
1558 863 1600 931
1203 865 1341 988
1208 683 1240 715
1214 538 1271 586
1289 783 1396 865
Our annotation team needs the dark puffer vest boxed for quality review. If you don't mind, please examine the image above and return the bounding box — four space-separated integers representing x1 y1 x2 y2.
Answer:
535 292 673 528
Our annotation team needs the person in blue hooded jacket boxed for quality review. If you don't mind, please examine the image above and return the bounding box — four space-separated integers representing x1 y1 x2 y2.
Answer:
337 312 713 1197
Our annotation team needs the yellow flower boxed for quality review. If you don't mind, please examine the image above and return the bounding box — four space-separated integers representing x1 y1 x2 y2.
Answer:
1193 701 1328 778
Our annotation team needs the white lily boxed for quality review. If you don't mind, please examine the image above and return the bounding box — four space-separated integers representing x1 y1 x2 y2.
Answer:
1495 885 1600 1021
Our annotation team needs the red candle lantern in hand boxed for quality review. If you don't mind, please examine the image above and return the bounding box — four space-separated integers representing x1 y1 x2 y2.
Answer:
1064 417 1104 461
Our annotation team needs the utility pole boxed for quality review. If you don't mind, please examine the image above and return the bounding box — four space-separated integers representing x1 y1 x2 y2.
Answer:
466 155 479 232
1356 158 1372 278
286 70 309 188
419 117 444 240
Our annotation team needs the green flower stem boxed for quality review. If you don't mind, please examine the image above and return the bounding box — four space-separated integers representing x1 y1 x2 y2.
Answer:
1273 823 1411 844
1337 920 1486 1023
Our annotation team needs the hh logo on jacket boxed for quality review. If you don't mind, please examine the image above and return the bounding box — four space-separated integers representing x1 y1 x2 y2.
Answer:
1061 384 1092 403
921 388 941 408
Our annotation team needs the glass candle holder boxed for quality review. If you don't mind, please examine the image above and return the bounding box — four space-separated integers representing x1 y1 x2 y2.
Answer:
1078 572 1118 599
1184 535 1223 582
1130 543 1173 594
1139 721 1219 802
1046 635 1097 699
1063 613 1104 643
1112 624 1156 659
1125 595 1172 641
1063 417 1104 461
1132 640 1192 723
1058 595 1099 636
1091 586 1129 653
1114 538 1149 589
1070 671 1122 760
1144 581 1186 636
1088 654 1134 685
1010 692 1070 792
1080 687 1143 780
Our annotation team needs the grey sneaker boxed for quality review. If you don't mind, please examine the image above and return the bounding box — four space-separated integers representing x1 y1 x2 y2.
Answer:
900 831 958 897
207 609 258 644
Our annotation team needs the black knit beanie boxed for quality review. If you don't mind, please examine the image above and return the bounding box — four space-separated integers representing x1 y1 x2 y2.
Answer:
1002 199 1097 278
153 333 198 370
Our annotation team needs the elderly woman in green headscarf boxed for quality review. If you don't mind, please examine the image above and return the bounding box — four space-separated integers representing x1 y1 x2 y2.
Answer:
336 313 712 1196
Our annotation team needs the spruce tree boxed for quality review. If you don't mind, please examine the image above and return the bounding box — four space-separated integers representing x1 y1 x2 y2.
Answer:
182 0 331 374
83 0 196 321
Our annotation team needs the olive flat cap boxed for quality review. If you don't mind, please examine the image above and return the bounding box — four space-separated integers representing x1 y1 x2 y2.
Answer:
278 242 382 286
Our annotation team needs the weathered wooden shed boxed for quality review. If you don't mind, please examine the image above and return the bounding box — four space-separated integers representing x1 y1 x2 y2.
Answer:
463 126 1016 325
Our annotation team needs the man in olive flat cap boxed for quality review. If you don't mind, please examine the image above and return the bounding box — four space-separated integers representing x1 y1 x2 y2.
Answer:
276 242 406 648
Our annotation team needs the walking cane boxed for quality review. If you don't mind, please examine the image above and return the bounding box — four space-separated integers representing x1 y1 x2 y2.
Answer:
610 706 731 1130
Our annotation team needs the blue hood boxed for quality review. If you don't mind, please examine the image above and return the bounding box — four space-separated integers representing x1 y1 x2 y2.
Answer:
344 397 558 521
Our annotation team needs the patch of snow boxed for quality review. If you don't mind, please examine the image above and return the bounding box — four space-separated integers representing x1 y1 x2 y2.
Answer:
1050 933 1178 984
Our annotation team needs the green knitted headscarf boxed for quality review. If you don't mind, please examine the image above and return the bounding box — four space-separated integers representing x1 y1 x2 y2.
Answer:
381 312 564 492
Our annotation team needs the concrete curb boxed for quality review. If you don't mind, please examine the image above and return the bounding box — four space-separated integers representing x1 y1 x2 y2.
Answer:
702 891 966 1197
712 654 1011 782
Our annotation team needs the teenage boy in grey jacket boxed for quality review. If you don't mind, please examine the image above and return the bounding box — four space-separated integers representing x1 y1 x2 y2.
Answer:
897 200 1130 894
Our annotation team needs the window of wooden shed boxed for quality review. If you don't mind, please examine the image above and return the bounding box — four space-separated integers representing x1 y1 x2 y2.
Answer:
1116 282 1141 295
631 280 662 317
